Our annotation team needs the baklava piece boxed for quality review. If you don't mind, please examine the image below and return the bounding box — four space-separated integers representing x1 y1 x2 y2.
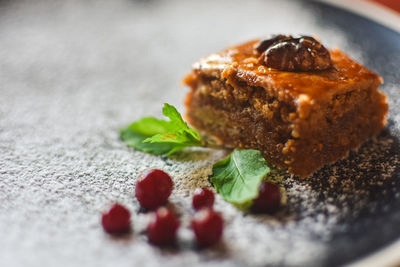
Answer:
183 35 388 177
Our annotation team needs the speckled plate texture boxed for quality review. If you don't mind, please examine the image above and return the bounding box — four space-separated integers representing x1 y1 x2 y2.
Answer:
1 0 400 266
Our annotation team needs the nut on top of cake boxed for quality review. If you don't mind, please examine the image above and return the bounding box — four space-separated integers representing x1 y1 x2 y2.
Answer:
183 35 388 178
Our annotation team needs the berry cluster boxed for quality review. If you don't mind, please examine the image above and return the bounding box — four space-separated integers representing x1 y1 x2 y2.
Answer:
101 169 223 247
101 169 281 248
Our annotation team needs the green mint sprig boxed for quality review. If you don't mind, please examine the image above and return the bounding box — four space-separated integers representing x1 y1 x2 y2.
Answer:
120 103 203 155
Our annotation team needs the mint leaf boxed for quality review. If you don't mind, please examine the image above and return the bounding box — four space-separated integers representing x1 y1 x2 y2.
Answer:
127 117 175 136
210 149 270 210
120 126 180 155
144 103 202 147
120 103 203 155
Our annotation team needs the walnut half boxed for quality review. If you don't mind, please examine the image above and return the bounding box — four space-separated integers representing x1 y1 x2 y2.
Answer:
255 35 332 72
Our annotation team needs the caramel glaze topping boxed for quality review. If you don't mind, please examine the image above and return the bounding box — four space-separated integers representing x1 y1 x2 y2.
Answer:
192 39 382 101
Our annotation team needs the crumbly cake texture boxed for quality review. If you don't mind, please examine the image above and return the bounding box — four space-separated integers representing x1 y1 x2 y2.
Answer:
183 40 388 177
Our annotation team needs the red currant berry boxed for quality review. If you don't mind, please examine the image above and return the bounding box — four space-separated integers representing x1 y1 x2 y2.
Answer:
192 188 215 210
101 203 131 234
135 169 173 210
252 181 281 214
191 208 223 247
147 207 180 246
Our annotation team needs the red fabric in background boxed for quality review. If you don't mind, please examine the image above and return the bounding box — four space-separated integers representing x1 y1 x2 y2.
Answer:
370 0 400 13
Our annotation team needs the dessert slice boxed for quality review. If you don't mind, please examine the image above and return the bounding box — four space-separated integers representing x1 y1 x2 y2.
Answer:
183 35 387 178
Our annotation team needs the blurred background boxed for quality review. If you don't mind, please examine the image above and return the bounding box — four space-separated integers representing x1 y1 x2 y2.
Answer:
371 0 400 11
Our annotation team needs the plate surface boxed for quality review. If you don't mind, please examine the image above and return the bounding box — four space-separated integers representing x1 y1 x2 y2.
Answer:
0 0 399 266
